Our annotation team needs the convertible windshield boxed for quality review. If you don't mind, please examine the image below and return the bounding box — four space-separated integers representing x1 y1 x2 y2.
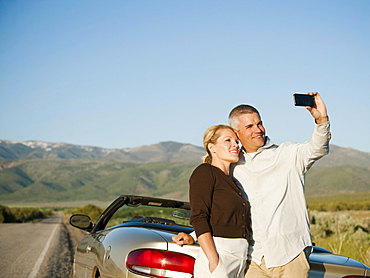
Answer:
106 204 191 228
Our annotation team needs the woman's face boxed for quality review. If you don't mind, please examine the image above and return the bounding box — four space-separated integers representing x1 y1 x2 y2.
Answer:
209 128 240 163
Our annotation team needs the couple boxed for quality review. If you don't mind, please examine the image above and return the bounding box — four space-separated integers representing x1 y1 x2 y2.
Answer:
172 92 331 278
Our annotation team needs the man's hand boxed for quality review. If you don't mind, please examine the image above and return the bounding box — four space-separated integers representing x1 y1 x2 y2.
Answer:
306 92 329 124
172 232 195 246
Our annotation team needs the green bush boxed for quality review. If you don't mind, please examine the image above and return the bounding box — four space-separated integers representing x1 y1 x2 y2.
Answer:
308 201 370 211
0 205 52 223
0 205 15 223
72 204 103 223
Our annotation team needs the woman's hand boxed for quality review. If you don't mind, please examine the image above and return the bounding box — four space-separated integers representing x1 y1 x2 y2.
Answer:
198 233 219 273
208 256 219 273
172 232 195 246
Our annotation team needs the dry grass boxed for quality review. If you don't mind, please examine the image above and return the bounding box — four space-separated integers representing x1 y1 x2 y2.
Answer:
310 210 370 266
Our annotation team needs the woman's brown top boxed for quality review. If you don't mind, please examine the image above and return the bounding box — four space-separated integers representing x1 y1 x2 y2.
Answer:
189 163 251 241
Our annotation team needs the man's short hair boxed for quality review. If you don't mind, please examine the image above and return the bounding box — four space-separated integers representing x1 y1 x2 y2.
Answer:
228 104 260 130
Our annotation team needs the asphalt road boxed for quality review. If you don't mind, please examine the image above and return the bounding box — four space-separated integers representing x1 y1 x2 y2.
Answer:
0 212 86 278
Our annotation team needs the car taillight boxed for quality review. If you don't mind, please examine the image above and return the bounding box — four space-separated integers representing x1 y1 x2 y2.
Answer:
126 249 195 278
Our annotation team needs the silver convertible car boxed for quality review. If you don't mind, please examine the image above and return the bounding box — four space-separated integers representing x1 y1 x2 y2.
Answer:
70 195 370 278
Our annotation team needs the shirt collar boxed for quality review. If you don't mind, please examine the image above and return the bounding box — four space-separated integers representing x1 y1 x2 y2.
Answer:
241 136 275 155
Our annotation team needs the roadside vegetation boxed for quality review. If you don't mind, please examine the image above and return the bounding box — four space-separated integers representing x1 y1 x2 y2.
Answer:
307 192 370 211
307 195 370 266
309 210 370 266
0 204 53 223
67 204 103 223
68 202 370 267
3 196 368 267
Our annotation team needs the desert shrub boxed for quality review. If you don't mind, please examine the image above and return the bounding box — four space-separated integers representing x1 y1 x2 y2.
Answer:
308 201 370 211
310 213 335 238
310 210 370 266
11 208 46 222
72 204 103 223
0 205 53 223
0 205 15 223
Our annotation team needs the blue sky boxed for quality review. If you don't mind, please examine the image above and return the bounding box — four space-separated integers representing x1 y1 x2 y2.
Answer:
1 0 369 153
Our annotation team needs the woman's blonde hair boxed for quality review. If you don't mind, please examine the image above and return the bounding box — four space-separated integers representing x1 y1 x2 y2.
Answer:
203 124 235 164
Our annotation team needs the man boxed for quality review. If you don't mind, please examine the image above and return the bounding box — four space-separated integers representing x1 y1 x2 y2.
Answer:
173 92 331 278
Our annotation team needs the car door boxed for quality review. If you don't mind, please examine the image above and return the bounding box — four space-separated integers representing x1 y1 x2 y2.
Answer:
73 233 98 278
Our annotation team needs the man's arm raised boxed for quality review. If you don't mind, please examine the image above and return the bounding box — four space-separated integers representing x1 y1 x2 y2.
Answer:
306 92 329 124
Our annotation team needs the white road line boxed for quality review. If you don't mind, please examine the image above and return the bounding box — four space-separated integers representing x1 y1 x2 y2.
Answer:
27 222 59 278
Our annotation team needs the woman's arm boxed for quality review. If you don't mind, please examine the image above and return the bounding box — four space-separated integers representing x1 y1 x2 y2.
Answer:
189 165 219 272
189 164 214 238
198 232 219 273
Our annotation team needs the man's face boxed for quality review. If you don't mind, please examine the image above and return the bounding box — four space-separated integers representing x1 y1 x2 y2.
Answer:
235 112 266 153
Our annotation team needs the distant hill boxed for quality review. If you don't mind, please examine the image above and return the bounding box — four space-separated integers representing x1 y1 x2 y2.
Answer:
305 145 370 196
0 140 204 162
306 165 370 195
314 145 370 168
0 159 198 203
0 140 369 204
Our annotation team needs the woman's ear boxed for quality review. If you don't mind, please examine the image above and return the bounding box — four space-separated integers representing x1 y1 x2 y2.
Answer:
208 143 215 154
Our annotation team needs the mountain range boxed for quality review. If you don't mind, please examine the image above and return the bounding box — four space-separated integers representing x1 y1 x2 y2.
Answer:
0 140 369 204
0 140 204 162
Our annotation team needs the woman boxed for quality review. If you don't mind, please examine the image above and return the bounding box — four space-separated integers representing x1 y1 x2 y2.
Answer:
190 124 251 278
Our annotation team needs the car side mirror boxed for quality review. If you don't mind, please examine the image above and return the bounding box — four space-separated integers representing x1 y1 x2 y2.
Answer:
70 214 93 231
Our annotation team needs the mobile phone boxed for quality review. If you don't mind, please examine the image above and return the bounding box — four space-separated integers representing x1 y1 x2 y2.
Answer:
293 93 315 107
